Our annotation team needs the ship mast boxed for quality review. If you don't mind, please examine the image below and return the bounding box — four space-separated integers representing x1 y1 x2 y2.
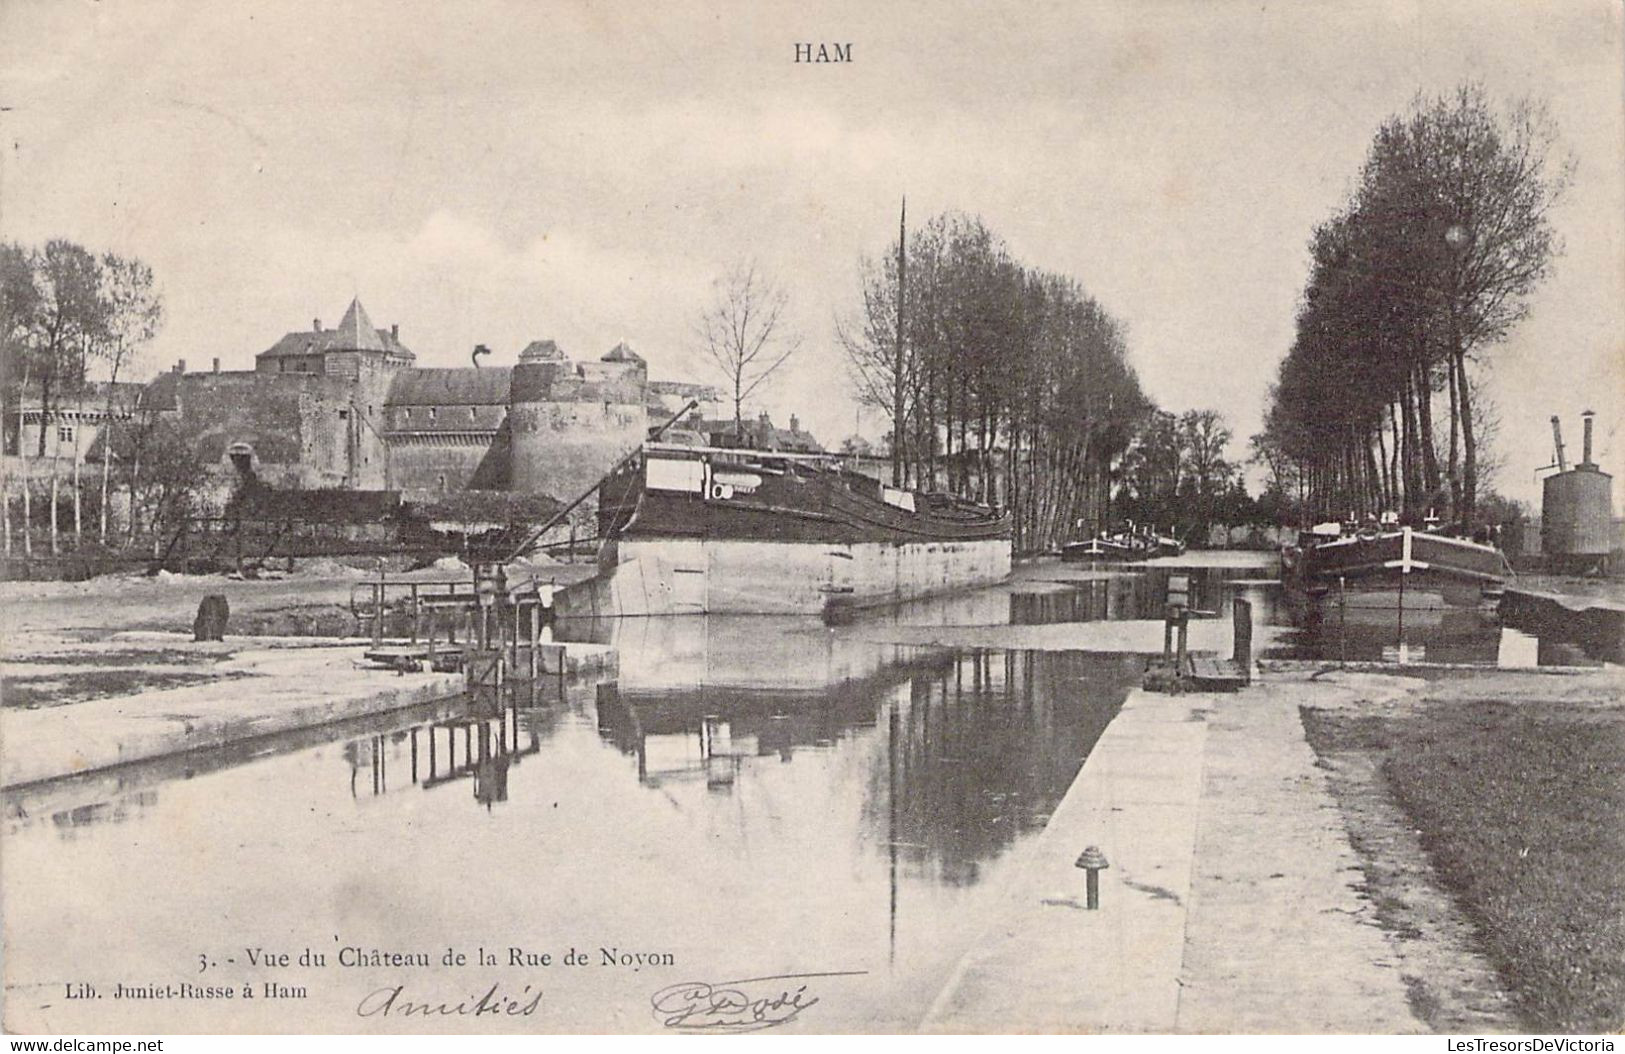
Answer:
894 197 906 487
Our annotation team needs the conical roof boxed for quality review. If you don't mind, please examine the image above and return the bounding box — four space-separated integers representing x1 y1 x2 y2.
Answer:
330 298 386 352
601 341 645 364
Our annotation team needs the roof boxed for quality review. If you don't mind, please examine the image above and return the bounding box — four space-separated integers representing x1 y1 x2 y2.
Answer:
9 379 147 407
601 342 645 365
140 373 180 411
692 415 824 453
648 379 721 399
519 339 567 363
330 298 385 352
773 427 823 453
257 298 413 360
387 367 513 407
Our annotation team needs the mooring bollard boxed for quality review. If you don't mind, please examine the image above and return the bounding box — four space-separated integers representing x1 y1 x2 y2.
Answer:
1232 597 1253 683
1075 846 1110 910
193 594 229 642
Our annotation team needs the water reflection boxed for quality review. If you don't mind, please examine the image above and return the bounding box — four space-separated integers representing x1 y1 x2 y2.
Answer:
1266 593 1613 667
1268 604 1506 665
867 649 1137 888
592 642 1138 886
342 705 547 809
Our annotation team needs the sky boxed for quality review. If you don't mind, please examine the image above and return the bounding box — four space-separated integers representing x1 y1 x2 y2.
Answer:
2 0 1621 508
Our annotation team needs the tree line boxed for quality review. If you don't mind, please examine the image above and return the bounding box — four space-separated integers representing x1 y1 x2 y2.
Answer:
1115 408 1260 542
839 211 1152 552
1257 84 1570 528
0 238 186 557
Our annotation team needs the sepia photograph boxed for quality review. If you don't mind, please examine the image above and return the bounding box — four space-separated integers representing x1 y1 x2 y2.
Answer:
2 0 1622 1039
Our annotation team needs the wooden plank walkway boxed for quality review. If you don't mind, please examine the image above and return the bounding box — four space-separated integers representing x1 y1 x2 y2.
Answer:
1186 655 1248 691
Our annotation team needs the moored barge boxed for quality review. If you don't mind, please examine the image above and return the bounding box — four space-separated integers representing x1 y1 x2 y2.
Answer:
1282 524 1510 610
554 443 1013 617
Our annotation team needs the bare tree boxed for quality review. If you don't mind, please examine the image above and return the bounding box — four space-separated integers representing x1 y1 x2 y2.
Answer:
839 210 1147 549
31 241 106 554
94 254 163 544
694 261 801 439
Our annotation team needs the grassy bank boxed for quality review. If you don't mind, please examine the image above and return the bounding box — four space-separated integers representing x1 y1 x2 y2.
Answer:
1307 696 1625 1032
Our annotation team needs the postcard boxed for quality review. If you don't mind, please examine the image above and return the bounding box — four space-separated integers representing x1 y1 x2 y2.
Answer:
2 0 1621 1038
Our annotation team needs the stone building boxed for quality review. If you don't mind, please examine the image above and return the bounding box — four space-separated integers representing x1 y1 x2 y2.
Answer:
147 298 717 509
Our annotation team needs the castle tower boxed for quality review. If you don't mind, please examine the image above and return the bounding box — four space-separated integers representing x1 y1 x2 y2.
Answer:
509 339 650 502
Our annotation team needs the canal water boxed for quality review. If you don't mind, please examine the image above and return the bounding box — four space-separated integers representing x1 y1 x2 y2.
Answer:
3 553 1609 1032
967 554 1615 668
1 611 1142 1032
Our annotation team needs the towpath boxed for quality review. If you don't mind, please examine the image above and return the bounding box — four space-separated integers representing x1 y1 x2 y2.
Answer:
921 674 1428 1033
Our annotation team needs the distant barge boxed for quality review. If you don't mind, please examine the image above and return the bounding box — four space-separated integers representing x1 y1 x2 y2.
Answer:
554 443 1012 617
1061 524 1184 562
1282 525 1510 610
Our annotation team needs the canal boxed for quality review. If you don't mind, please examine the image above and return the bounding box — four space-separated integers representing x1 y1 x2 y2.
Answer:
2 606 1143 1032
2 552 1609 1033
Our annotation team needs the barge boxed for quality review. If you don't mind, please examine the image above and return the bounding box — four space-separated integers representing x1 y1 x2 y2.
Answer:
1061 523 1184 562
1281 524 1510 610
554 443 1013 617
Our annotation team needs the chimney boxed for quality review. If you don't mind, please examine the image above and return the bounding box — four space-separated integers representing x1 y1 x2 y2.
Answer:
313 318 322 332
174 359 186 374
390 323 399 341
212 357 221 374
790 414 800 434
1582 410 1595 467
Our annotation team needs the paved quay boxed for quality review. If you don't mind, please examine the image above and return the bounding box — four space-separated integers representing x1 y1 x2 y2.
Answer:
1 631 616 788
921 673 1425 1033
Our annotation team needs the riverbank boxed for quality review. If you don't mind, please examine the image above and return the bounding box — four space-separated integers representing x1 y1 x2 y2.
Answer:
1302 668 1625 1033
922 662 1624 1033
0 563 608 788
0 639 467 788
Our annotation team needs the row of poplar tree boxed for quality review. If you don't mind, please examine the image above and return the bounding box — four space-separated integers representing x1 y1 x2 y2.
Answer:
839 212 1155 553
1255 84 1570 529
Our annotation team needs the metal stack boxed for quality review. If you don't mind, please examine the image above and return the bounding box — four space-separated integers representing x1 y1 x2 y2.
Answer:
1542 411 1614 574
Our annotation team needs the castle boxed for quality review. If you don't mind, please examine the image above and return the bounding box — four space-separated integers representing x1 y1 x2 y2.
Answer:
144 298 721 507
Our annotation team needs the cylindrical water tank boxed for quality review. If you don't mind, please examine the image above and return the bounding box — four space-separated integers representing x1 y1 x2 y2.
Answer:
1541 466 1614 556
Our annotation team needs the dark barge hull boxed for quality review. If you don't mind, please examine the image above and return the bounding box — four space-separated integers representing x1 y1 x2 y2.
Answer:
1283 527 1509 610
556 447 1013 616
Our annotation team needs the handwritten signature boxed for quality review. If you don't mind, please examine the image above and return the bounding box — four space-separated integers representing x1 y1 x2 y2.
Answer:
356 981 542 1018
650 971 865 1033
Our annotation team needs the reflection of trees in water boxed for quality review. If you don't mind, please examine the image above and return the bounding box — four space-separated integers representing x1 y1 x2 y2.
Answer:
1008 588 1110 625
863 649 1140 887
592 646 1139 886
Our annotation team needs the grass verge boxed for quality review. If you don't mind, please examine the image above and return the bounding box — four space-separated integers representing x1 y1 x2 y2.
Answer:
1311 699 1625 1032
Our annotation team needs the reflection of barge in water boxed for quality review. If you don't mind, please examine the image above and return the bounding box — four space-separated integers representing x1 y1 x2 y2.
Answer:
1270 603 1507 665
555 444 1012 617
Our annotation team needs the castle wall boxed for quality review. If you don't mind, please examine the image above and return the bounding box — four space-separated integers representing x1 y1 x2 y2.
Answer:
509 399 647 502
152 328 675 507
160 371 391 490
387 427 511 494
